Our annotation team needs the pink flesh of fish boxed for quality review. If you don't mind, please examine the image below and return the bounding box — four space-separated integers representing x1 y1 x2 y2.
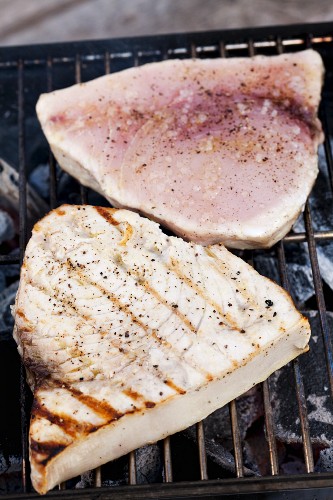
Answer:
36 50 324 248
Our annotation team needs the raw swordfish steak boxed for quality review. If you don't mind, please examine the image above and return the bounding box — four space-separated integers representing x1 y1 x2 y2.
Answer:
36 50 324 249
14 205 310 493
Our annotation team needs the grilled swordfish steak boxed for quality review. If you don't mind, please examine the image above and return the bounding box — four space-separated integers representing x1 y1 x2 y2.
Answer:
36 50 324 249
13 205 310 493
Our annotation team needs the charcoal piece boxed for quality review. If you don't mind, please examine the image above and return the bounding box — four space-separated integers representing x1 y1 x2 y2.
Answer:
29 164 49 201
0 116 47 178
0 453 22 494
135 444 163 484
315 447 333 472
316 243 333 293
292 141 333 296
308 142 333 233
0 272 5 294
75 470 93 489
1 262 19 279
184 386 263 476
0 158 49 231
184 428 257 477
0 281 19 331
0 210 15 244
74 445 162 487
270 311 333 447
57 170 81 205
254 244 314 306
280 454 306 474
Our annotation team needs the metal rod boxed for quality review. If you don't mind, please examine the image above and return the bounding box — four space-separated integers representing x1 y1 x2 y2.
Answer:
191 42 196 59
75 53 88 204
262 380 279 475
104 50 110 74
229 400 244 478
276 241 314 473
248 38 255 57
246 252 279 477
47 55 57 209
276 29 322 471
303 204 333 397
196 421 208 480
94 467 102 487
129 451 137 485
293 360 315 472
18 58 30 493
283 230 333 242
321 109 333 193
18 59 27 262
219 40 227 58
163 437 173 482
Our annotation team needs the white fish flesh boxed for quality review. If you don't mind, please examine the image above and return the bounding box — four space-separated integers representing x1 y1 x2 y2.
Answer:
13 205 310 493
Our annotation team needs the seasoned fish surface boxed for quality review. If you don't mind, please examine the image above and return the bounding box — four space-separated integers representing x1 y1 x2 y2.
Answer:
14 205 310 493
36 50 324 248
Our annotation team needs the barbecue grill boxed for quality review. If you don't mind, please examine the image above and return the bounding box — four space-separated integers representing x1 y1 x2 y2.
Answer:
1 21 333 499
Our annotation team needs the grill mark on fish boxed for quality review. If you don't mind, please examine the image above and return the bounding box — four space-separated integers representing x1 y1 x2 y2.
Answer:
30 438 67 466
29 211 232 394
205 247 260 310
33 398 99 438
169 256 241 331
95 206 119 226
63 384 122 422
164 379 186 395
27 256 202 391
120 266 198 334
123 388 142 400
66 257 212 381
151 330 212 379
28 279 92 323
15 309 33 332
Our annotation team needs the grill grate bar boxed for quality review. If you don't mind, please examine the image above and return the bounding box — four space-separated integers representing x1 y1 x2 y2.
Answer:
276 241 314 473
218 39 246 481
129 451 137 484
246 37 279 477
47 56 58 209
104 50 111 74
304 203 333 396
196 421 208 480
284 230 333 242
94 467 102 487
275 37 315 474
262 380 279 475
247 250 279 477
75 54 88 204
229 400 244 478
321 109 333 193
163 436 173 482
18 58 30 493
0 35 331 69
293 360 315 473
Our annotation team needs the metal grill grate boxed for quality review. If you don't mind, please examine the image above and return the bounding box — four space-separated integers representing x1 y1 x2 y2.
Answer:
1 22 333 499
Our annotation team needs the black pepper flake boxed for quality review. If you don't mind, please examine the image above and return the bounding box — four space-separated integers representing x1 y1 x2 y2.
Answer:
265 299 274 307
240 329 246 334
